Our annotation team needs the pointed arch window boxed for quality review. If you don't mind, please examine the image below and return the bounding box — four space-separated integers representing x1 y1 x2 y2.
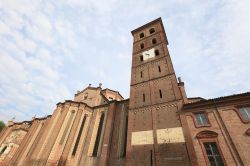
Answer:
72 115 87 155
93 112 105 157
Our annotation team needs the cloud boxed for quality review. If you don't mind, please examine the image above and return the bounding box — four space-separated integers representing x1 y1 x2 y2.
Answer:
164 0 250 98
0 0 249 122
0 0 74 122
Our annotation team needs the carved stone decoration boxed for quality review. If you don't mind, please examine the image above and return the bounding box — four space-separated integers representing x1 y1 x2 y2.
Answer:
196 130 218 139
245 128 250 136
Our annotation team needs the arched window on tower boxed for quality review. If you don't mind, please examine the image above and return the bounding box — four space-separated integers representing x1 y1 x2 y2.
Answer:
149 28 155 34
152 38 157 44
140 43 144 49
140 32 144 38
155 49 159 56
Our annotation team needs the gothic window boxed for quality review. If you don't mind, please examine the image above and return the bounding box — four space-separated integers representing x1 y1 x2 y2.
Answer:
194 112 209 126
158 66 161 72
149 28 155 34
93 112 105 157
140 55 143 62
152 38 157 44
203 142 224 166
72 115 87 155
238 107 250 122
140 32 144 38
159 89 162 98
155 49 159 56
140 43 144 49
143 93 145 102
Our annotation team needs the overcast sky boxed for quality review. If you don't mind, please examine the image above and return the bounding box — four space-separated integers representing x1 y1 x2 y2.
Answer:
0 0 249 122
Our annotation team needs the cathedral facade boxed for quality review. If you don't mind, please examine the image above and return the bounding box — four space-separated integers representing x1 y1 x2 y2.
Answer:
0 18 249 166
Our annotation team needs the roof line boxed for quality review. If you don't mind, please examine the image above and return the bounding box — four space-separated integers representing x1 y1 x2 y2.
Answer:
183 92 250 109
131 17 162 35
101 88 124 99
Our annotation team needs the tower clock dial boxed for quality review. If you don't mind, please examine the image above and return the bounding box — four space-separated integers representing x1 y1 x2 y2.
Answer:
142 48 155 61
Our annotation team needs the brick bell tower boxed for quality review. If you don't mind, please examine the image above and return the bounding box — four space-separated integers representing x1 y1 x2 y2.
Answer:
126 18 190 166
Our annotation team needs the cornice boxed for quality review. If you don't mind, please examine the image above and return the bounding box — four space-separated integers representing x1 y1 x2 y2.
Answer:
183 92 250 111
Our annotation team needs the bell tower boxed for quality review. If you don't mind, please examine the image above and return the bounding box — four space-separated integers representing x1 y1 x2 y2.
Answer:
126 18 190 165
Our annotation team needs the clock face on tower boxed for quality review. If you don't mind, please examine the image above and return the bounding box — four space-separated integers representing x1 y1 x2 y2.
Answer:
142 48 155 61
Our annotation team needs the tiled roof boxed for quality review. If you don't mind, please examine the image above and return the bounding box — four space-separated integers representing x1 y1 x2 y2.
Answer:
199 92 250 103
183 92 250 109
